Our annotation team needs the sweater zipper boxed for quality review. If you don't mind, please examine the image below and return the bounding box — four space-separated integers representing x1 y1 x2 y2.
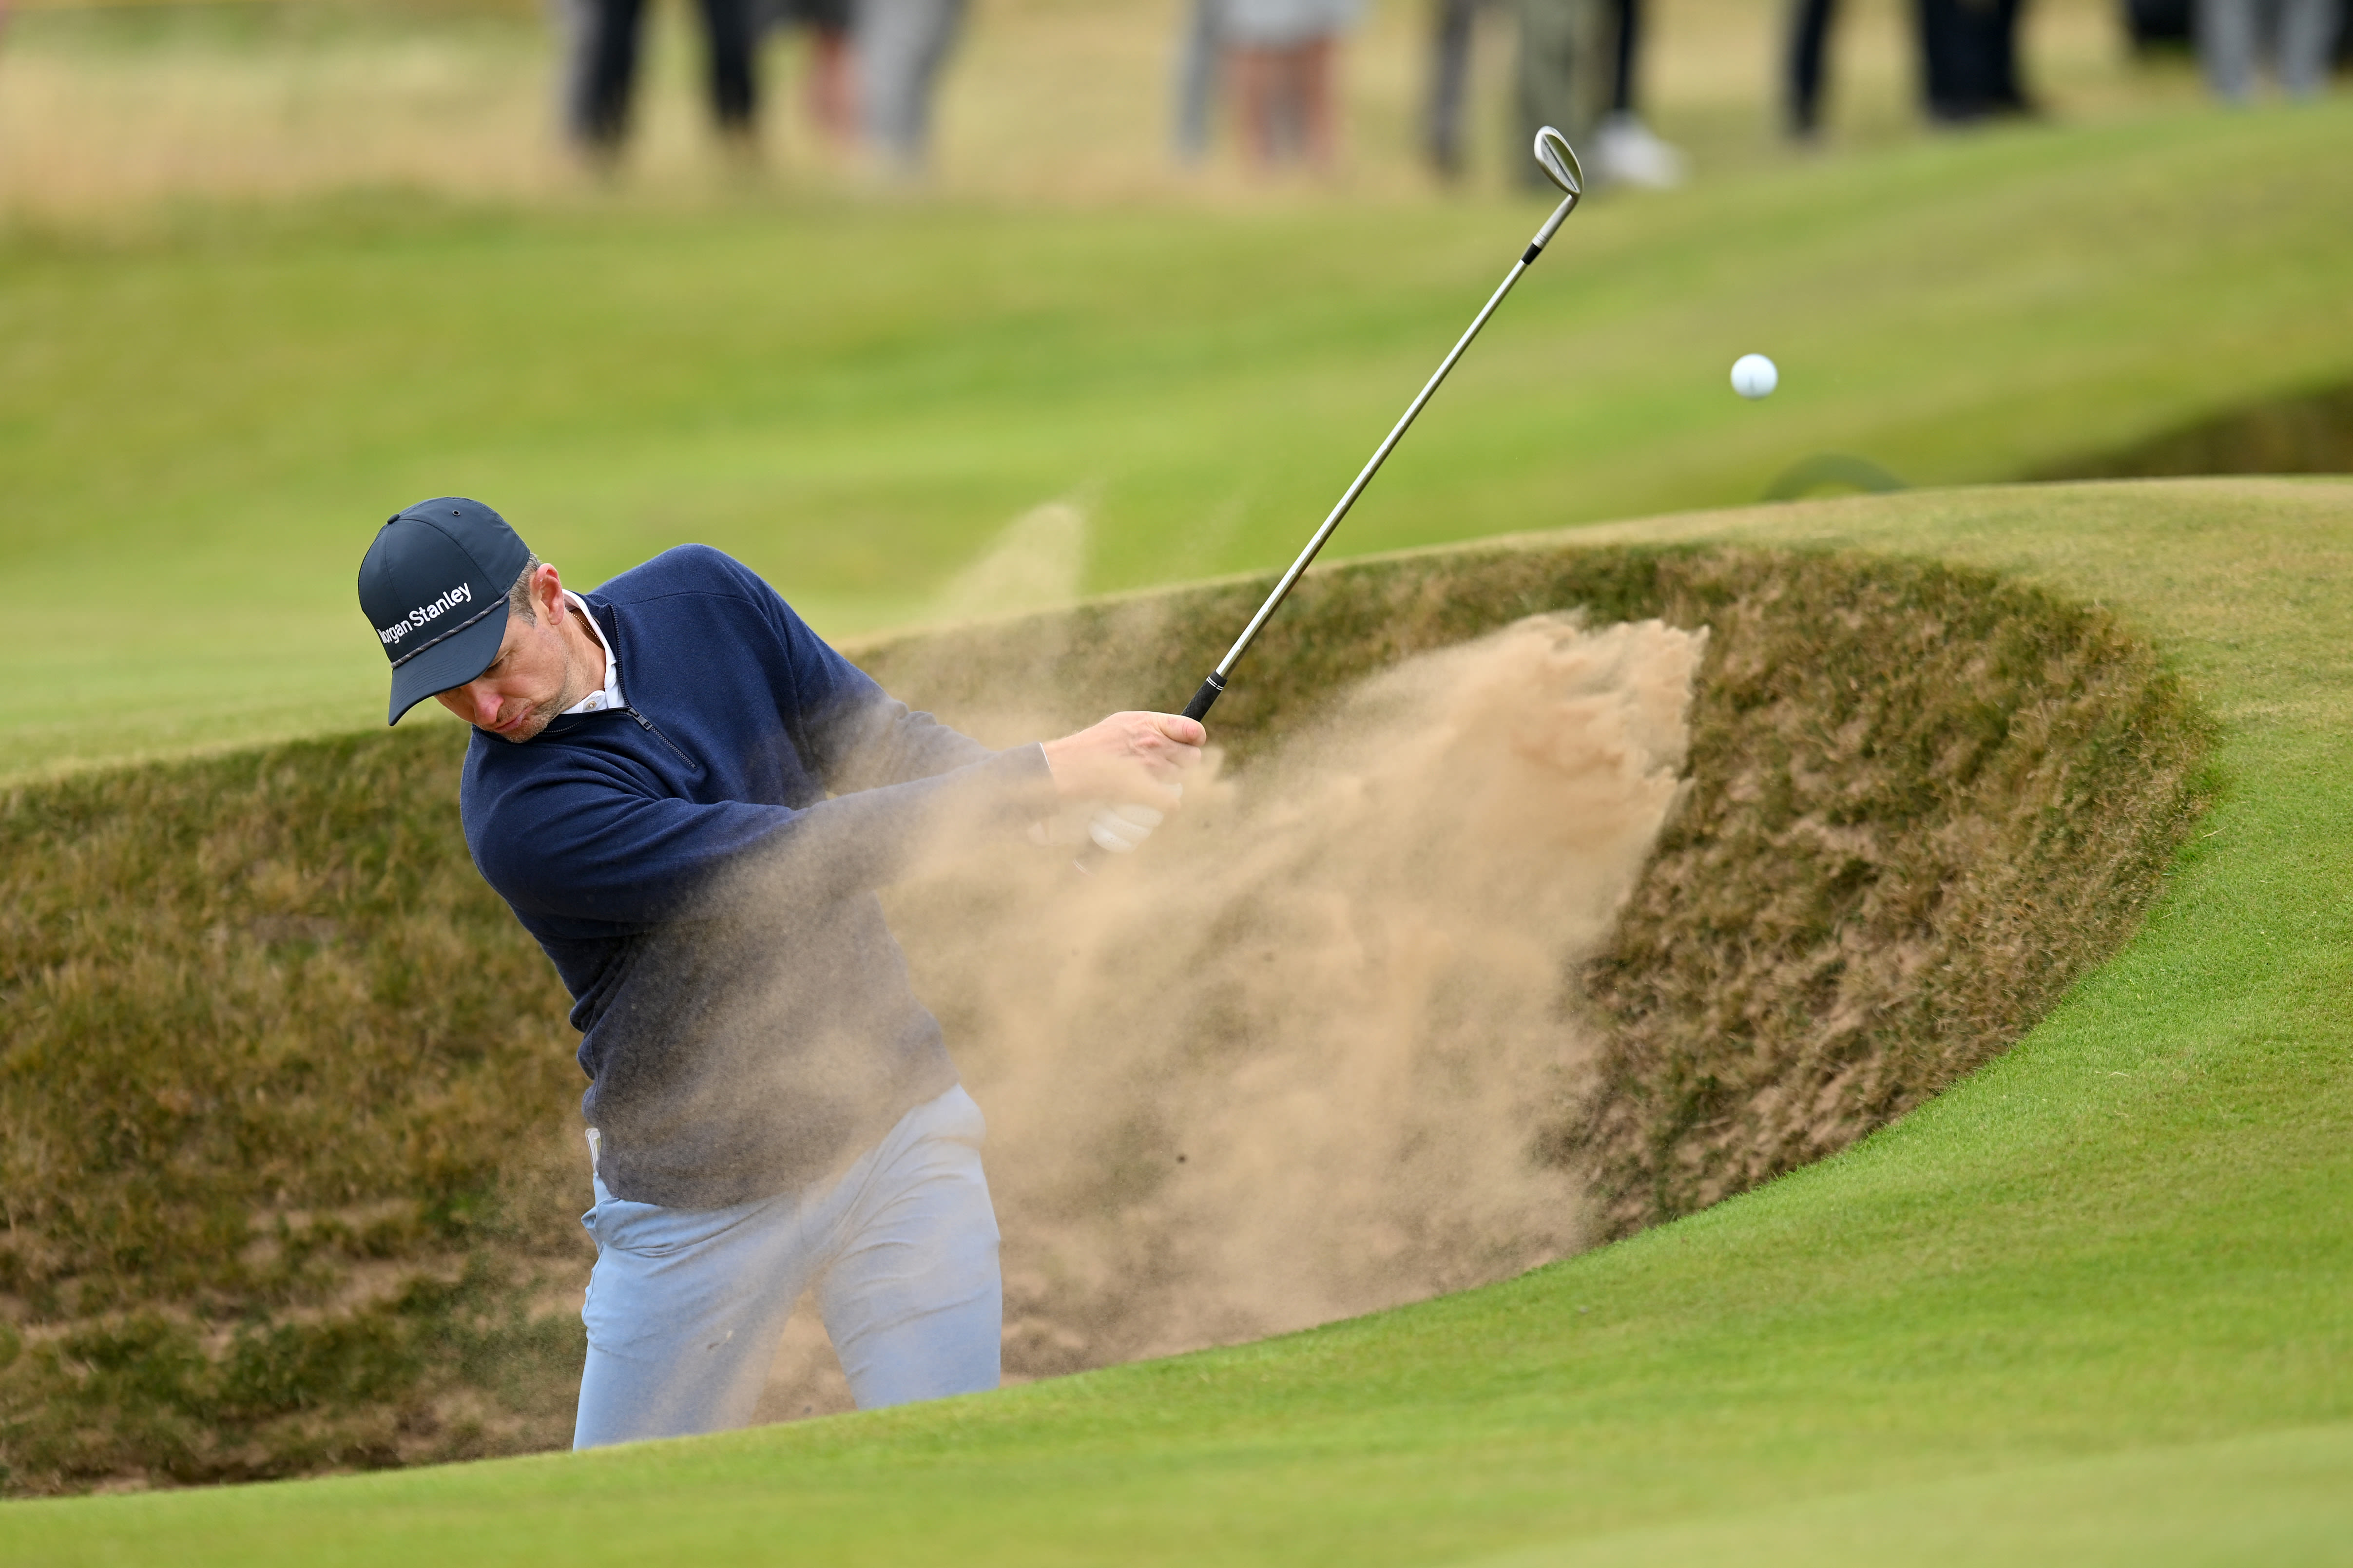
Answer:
623 703 706 780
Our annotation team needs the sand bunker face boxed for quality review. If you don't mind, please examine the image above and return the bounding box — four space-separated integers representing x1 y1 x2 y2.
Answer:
757 614 1704 1416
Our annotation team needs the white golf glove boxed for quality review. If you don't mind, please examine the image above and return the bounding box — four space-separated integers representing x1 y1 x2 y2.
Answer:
1025 786 1178 855
1086 802 1165 854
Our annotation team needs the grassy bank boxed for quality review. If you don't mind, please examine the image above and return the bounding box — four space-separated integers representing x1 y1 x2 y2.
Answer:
1 477 2340 1560
0 540 2205 1492
4 92 2348 779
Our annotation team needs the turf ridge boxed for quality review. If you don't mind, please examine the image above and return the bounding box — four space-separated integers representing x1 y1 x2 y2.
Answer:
2 477 2347 1563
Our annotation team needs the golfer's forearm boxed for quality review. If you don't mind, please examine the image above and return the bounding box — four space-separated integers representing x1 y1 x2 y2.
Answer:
739 743 1057 903
475 744 1052 924
814 697 996 795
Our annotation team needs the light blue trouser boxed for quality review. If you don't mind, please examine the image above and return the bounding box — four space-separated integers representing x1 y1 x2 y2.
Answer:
573 1086 1002 1449
2198 0 2344 100
855 0 968 167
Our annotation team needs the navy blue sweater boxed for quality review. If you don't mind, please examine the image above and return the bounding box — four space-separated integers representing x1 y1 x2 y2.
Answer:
460 545 1054 1208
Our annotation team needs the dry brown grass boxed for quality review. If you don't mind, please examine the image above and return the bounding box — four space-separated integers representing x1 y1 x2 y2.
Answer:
0 731 588 1491
1563 551 2213 1232
0 540 2208 1493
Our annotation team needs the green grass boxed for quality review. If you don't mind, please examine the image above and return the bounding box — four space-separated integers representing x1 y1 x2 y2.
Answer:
4 478 2348 1562
4 94 2350 778
4 7 2349 1546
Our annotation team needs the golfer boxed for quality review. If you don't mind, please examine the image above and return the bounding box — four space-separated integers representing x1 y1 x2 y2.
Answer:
356 497 1202 1447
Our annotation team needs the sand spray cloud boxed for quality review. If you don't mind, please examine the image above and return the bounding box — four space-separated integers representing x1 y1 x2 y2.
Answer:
756 612 1706 1417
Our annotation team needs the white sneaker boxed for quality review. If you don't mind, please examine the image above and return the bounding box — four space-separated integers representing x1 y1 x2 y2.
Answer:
1594 113 1688 190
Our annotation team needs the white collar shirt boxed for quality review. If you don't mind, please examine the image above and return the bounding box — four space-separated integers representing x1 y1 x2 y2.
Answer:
559 590 625 715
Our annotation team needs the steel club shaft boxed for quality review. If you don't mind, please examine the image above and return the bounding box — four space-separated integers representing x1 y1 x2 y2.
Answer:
1178 129 1584 725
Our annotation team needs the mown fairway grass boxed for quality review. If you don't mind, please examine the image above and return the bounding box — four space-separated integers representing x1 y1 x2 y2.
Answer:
4 478 2348 1562
4 95 2350 777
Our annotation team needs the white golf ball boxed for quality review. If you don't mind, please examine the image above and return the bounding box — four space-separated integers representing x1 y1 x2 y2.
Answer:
1730 353 1778 400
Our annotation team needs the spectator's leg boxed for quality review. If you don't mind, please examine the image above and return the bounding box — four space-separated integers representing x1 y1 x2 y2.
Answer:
856 0 906 160
1273 42 1306 160
1298 34 1341 170
566 0 648 155
1611 0 1638 113
1787 0 1838 136
1427 0 1481 176
1592 0 1681 187
858 0 964 168
906 0 967 156
698 0 762 138
1916 0 1969 119
1175 0 1223 163
1987 0 2028 110
1513 0 1608 186
1231 43 1277 167
2276 0 2342 94
2197 0 2260 100
810 26 856 143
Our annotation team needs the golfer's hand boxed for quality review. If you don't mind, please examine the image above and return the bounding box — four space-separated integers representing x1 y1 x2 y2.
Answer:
1041 711 1204 812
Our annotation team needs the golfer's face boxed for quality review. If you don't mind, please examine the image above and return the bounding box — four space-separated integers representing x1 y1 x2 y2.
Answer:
433 612 572 743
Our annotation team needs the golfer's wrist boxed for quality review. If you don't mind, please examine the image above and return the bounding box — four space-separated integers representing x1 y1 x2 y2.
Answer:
1039 735 1081 800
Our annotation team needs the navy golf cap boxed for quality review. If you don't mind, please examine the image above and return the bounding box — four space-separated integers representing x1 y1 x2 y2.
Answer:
357 497 532 725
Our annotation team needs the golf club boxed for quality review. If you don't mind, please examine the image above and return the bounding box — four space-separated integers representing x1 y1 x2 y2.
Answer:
1084 127 1585 857
1177 125 1585 726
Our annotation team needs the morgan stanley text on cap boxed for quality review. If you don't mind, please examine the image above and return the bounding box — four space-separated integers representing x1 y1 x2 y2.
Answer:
358 497 532 725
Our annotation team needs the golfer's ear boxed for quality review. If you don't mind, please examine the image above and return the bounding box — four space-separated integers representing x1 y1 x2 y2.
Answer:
535 563 566 621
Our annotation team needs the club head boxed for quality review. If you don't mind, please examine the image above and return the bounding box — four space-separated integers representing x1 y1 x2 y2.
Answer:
1533 126 1583 197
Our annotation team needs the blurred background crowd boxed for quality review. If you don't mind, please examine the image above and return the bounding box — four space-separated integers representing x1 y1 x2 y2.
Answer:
556 0 2348 175
0 0 2340 213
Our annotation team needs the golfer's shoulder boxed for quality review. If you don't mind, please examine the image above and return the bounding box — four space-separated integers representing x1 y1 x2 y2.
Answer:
458 725 583 811
597 544 774 614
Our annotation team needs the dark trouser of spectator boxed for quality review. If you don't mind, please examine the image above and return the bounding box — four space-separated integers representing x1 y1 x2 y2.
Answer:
1916 0 2029 122
1787 0 1837 136
1513 0 1611 187
1609 0 1638 111
2197 0 2344 99
1593 0 1683 186
566 0 761 154
1426 0 1498 176
857 0 967 171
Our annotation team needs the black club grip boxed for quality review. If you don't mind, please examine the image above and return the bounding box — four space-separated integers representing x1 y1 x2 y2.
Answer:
1181 673 1226 723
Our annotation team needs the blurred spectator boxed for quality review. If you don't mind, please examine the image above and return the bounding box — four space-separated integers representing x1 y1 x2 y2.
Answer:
1513 0 1612 188
1917 0 2031 122
1175 0 1226 163
1786 0 1838 138
564 0 762 159
1793 0 2035 138
1591 0 1686 186
857 0 967 172
764 0 857 146
2122 0 2195 49
1426 0 1500 179
1225 0 1362 171
1430 0 1677 187
2197 0 2344 99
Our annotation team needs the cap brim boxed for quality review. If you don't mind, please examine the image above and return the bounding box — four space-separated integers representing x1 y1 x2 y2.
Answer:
387 603 512 725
